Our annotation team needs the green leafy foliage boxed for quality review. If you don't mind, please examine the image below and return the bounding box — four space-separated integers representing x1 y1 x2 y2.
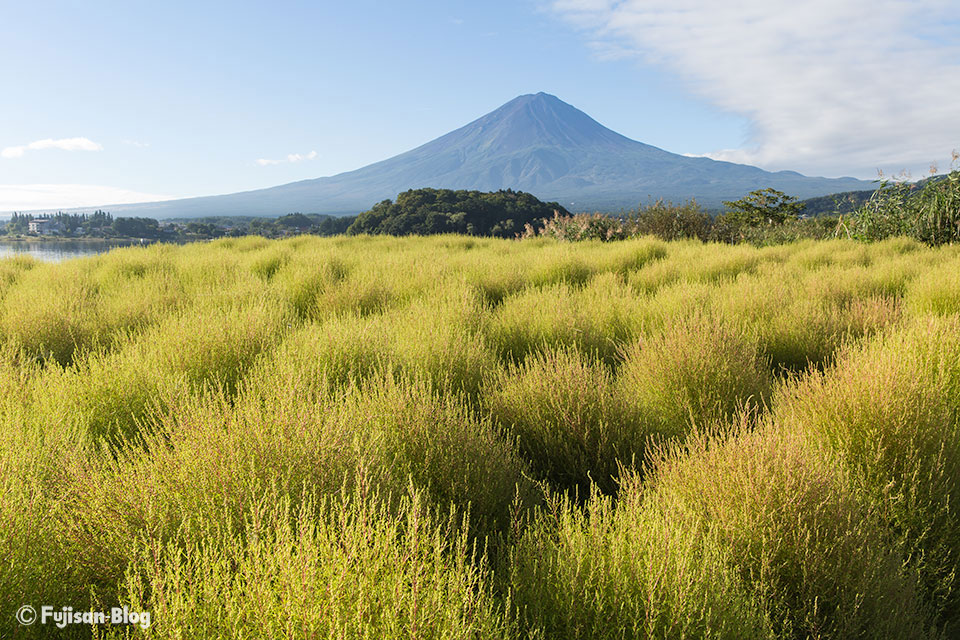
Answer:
525 200 711 242
111 216 161 238
852 165 960 245
347 188 569 237
722 188 806 226
523 196 853 246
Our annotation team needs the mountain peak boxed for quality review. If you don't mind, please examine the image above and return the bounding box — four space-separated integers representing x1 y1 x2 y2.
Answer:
488 92 592 121
440 92 639 154
69 93 876 217
507 91 562 104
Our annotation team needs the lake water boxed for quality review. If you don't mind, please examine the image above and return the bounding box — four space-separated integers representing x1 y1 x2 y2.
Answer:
0 240 148 263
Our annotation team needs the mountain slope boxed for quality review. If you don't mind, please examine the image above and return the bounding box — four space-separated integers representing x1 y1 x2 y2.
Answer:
71 93 876 217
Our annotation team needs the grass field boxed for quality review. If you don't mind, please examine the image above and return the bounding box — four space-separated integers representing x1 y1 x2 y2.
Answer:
1 234 959 638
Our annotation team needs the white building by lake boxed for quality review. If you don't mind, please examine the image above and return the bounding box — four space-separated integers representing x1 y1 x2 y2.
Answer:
27 218 58 235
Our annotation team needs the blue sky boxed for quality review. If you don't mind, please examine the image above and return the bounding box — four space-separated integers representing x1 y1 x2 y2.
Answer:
2 0 958 211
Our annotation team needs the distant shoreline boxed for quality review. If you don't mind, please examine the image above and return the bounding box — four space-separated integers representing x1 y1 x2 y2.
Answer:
0 236 157 244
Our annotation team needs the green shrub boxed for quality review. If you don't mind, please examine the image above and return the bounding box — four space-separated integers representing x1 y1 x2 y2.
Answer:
617 312 772 435
273 255 351 320
30 297 289 445
715 264 900 371
0 352 98 639
905 255 960 315
328 376 537 538
510 424 930 639
776 316 960 632
626 241 759 294
509 484 769 640
119 487 514 639
0 254 37 294
645 425 930 638
58 372 535 610
252 290 495 398
486 274 647 366
852 168 960 245
486 347 645 495
591 236 669 275
0 262 105 365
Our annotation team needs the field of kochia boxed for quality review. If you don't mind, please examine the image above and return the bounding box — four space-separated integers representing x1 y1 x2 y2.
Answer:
1 234 959 639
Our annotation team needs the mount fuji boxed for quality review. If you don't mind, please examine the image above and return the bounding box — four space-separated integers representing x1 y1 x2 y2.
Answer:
83 92 874 217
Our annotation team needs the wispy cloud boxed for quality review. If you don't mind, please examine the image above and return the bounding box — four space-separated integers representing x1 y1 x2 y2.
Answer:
1 137 103 159
256 150 318 167
287 151 318 163
121 139 150 148
0 184 174 212
549 0 960 177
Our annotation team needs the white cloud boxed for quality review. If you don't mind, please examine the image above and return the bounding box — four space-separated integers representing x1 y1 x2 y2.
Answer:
550 0 960 178
0 184 174 212
257 150 318 167
2 137 103 159
287 150 318 163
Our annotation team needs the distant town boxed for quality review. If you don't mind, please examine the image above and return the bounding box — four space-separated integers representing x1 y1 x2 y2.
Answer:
1 211 356 241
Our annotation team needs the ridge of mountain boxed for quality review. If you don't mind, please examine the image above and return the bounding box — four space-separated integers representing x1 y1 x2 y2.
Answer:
40 92 876 217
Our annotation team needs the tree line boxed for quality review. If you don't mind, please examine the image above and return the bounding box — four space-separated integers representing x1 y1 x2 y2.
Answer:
7 168 955 246
526 171 960 247
345 188 569 237
2 211 356 240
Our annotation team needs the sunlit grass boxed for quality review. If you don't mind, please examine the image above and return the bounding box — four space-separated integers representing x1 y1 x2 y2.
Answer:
0 233 958 639
775 315 960 633
509 421 931 639
617 311 772 436
486 347 644 495
118 486 515 640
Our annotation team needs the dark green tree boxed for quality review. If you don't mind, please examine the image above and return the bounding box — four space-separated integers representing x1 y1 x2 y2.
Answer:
347 188 568 237
5 212 29 235
53 212 84 235
83 210 114 235
316 215 356 236
185 222 223 237
277 213 314 231
722 188 805 226
112 217 160 238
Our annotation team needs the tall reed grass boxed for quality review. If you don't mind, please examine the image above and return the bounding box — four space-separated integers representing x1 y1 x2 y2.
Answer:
1 233 957 638
117 486 515 640
618 312 772 436
486 347 643 495
776 315 960 633
509 423 932 639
